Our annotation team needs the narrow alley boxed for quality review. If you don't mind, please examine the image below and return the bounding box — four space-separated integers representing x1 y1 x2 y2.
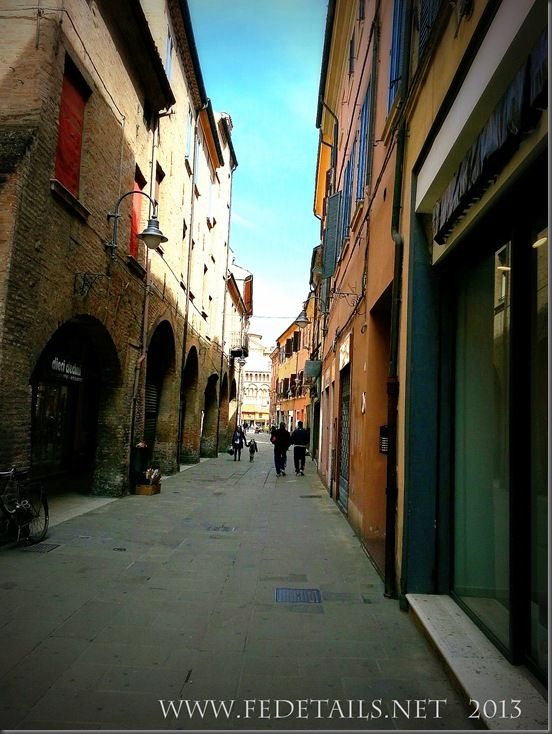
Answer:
1 437 473 731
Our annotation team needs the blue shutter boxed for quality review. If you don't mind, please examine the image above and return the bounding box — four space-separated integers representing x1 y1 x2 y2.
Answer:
357 88 370 200
419 0 444 57
388 0 404 110
322 191 341 278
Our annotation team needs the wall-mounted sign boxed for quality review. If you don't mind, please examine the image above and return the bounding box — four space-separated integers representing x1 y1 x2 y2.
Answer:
339 332 351 370
50 356 83 383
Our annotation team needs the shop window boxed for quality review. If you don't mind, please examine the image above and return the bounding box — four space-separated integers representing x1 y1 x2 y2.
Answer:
453 242 511 649
529 227 548 674
55 56 90 197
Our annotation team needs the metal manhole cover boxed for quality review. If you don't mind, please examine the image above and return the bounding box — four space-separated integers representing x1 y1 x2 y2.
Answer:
275 588 322 603
22 543 60 553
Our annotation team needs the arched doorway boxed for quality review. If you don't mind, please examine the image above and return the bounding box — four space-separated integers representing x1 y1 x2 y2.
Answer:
144 320 177 474
30 316 121 495
200 373 219 457
180 346 200 463
228 376 238 438
218 373 229 451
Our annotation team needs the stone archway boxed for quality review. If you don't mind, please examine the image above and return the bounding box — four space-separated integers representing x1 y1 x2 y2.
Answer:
228 377 238 438
29 315 122 495
144 320 177 474
200 373 219 458
218 373 229 451
180 346 200 464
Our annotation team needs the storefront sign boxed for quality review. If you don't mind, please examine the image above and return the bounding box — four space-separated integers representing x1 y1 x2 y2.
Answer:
51 356 83 382
339 333 351 370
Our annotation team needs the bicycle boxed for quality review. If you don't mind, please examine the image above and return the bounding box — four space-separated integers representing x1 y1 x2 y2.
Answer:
0 466 49 546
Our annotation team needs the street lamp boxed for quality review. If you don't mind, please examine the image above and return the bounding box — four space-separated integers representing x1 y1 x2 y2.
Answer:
296 289 360 329
106 190 167 260
236 356 246 426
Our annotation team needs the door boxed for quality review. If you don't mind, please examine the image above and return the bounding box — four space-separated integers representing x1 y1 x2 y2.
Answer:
338 365 351 512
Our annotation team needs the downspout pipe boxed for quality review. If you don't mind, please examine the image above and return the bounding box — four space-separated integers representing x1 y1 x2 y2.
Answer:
384 0 412 599
176 99 208 465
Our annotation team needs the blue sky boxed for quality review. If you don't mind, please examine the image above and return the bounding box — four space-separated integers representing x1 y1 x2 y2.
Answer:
188 0 327 346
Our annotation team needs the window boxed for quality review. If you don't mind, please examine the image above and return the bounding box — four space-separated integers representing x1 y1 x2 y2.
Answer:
418 0 445 58
164 30 174 80
348 31 355 76
357 82 372 199
358 0 365 21
154 163 165 207
55 57 90 197
129 166 147 258
185 106 193 159
339 141 356 250
388 0 404 110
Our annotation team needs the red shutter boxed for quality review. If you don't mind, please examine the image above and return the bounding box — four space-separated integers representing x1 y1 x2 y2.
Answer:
129 180 142 258
243 274 253 316
55 72 86 197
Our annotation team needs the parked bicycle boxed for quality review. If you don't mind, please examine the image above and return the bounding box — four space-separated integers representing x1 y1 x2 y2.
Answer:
0 467 49 545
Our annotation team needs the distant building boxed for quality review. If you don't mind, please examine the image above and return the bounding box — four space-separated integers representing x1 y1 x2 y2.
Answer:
240 334 271 429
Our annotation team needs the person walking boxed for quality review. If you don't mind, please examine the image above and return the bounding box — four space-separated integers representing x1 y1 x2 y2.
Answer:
272 422 290 476
231 425 247 461
290 420 309 476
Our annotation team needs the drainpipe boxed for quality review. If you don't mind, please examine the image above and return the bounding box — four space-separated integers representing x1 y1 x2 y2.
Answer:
215 157 237 454
384 0 411 599
176 100 209 465
320 100 339 182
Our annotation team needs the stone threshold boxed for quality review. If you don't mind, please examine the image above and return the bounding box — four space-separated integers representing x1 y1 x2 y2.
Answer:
406 594 548 731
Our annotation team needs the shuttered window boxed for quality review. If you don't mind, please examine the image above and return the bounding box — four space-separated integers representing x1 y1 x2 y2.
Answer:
323 192 341 278
55 58 89 197
419 0 444 58
340 141 356 250
388 0 404 110
356 82 372 200
292 331 300 352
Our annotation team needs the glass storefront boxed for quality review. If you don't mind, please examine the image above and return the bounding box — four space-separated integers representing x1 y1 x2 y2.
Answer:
451 162 547 680
454 243 511 648
529 227 548 674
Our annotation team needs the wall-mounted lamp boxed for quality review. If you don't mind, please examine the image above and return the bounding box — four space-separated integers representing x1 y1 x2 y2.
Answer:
296 289 360 329
105 190 167 260
237 357 246 367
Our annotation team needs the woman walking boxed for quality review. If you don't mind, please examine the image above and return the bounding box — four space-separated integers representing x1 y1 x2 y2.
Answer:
231 425 247 461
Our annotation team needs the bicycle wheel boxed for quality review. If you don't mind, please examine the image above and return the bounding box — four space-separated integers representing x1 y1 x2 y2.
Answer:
21 485 49 544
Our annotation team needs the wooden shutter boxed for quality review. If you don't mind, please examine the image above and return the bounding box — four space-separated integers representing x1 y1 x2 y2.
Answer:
292 331 300 352
322 191 341 278
55 62 87 197
285 339 293 357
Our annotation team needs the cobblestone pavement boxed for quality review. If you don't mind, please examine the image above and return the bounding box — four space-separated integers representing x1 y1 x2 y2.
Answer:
0 437 476 731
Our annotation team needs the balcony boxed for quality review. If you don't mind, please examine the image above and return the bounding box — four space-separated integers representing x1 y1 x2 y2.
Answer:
230 332 249 358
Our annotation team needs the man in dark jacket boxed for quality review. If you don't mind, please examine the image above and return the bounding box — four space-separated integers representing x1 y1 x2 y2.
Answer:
272 422 290 476
290 421 309 475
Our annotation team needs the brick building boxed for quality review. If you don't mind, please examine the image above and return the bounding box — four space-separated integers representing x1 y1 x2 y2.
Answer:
0 0 248 496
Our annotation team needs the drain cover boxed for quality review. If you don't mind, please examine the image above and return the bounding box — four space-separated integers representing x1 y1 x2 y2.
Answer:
22 543 60 553
299 495 323 499
206 525 235 532
275 588 322 603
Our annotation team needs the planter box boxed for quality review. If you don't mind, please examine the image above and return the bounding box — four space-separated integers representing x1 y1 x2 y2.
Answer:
135 483 161 496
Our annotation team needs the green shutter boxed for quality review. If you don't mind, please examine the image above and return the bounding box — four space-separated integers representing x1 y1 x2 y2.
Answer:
323 191 341 278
